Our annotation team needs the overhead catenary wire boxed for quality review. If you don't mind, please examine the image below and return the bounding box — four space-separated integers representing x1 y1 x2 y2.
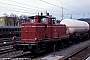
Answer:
56 0 85 14
0 0 88 19
10 0 90 19
40 0 82 14
8 0 65 13
7 0 62 14
56 0 81 10
9 0 88 16
0 6 38 15
0 6 37 14
0 6 62 17
0 1 45 12
8 0 46 11
0 1 61 17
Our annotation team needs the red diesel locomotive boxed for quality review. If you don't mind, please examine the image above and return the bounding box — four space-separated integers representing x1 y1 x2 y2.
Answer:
13 13 89 53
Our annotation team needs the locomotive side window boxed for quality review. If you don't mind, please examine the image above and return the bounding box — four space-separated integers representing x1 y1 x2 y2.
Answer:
13 29 14 31
17 29 19 31
6 29 8 31
52 19 56 24
1 29 3 32
31 19 35 23
18 29 19 31
9 29 11 31
12 29 14 31
41 18 46 23
3 29 5 31
15 29 17 31
19 29 21 31
18 28 20 31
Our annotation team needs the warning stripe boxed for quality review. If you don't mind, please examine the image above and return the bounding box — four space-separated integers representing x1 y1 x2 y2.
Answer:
21 26 45 27
21 26 89 28
67 26 89 28
21 26 65 28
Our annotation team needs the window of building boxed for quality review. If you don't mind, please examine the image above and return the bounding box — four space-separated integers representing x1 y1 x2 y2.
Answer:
0 18 2 21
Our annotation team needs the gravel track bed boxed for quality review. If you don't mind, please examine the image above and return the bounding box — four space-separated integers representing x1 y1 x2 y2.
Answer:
68 45 90 60
0 50 23 58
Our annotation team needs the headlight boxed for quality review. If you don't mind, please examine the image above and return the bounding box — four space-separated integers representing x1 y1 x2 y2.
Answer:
35 38 38 40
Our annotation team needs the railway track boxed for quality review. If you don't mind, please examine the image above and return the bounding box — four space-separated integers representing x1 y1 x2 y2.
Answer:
0 49 32 58
0 38 89 60
65 44 90 60
0 44 28 58
0 42 30 58
12 38 89 60
0 37 21 42
0 38 14 54
36 39 90 60
15 50 47 59
0 38 27 58
0 42 13 47
0 45 15 54
0 50 23 58
0 37 21 47
0 41 29 58
60 42 90 60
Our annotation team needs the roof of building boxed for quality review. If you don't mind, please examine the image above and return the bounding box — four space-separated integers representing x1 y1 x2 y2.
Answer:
0 26 20 28
77 18 90 21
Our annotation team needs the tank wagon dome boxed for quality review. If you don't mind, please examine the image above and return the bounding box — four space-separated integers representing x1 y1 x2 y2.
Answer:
60 19 89 34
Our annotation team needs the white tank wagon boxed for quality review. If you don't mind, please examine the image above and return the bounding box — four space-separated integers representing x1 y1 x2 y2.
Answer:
60 19 89 37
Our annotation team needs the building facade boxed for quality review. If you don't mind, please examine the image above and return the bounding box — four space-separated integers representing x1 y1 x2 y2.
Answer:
0 16 19 26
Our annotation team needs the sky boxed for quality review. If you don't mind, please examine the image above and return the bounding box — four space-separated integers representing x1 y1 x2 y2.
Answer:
0 0 90 20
